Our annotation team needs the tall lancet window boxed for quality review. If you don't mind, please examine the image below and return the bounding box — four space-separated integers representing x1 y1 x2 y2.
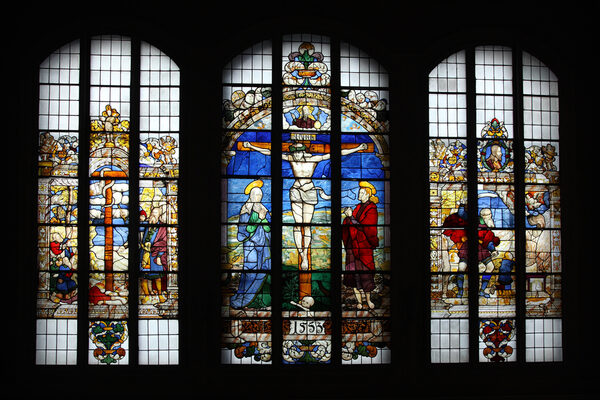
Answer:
428 46 562 363
220 34 391 365
36 35 181 365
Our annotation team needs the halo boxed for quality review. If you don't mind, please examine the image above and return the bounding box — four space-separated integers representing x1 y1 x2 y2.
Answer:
244 179 264 195
358 181 376 194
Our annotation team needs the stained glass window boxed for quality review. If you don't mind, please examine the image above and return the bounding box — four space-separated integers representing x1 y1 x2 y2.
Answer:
428 46 562 363
221 34 391 365
36 36 181 365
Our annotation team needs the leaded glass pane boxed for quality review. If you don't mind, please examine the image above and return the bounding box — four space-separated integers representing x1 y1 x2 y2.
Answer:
221 39 273 364
137 40 181 364
36 35 181 366
429 46 563 364
281 37 333 364
36 319 78 365
521 52 562 360
36 40 81 365
338 42 391 365
525 318 563 361
429 52 469 362
431 318 469 363
429 50 467 93
340 42 389 88
220 34 391 366
223 40 273 85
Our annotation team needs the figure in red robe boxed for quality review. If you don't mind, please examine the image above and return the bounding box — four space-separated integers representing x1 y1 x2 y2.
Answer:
342 181 379 310
442 205 501 298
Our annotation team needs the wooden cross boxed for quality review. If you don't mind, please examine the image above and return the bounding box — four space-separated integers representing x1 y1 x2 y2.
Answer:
236 141 374 153
90 169 128 292
236 139 375 299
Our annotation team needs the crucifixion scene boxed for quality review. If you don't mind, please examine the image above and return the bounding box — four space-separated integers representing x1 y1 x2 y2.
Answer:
220 38 391 364
242 132 367 309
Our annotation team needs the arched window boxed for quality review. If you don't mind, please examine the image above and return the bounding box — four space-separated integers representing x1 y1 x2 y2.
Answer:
36 35 181 365
220 34 391 365
428 46 562 363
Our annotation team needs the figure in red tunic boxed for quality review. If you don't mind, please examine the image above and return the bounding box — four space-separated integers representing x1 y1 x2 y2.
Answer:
342 181 380 310
442 205 501 298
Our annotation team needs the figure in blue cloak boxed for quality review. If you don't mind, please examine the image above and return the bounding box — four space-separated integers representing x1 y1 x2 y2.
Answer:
230 180 272 309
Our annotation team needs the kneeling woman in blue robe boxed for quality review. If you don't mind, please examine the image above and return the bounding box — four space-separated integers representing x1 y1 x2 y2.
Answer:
230 181 272 309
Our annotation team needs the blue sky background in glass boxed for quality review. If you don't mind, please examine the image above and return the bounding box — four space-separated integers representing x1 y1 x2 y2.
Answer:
225 131 271 176
478 190 514 228
341 134 385 179
226 178 272 220
90 179 129 225
91 226 129 246
341 114 368 132
341 180 385 213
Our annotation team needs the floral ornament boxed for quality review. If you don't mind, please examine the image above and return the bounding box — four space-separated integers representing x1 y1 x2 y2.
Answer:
89 320 128 365
91 105 130 132
479 319 515 362
282 339 331 364
479 118 512 173
481 118 508 139
310 340 331 363
228 341 272 362
281 42 332 130
341 341 382 361
282 340 304 363
283 42 330 87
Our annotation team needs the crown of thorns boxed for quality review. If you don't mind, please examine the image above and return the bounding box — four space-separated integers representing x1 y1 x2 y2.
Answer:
289 143 307 152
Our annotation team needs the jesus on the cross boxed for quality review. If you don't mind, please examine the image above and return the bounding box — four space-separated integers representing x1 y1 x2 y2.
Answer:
243 139 367 271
